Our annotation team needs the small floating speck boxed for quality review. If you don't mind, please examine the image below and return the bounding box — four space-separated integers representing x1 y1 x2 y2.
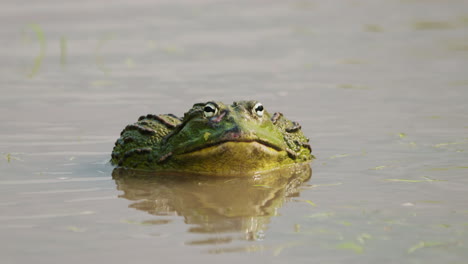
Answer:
125 58 135 68
162 45 184 54
67 226 86 233
364 24 384 32
338 84 370 90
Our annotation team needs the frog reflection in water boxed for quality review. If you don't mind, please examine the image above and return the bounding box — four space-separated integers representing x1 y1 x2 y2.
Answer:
112 164 311 241
111 100 313 176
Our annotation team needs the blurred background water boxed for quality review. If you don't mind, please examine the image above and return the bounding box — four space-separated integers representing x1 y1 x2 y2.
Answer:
1 0 468 263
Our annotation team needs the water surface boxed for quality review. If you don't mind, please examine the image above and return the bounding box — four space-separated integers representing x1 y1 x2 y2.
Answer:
1 0 468 263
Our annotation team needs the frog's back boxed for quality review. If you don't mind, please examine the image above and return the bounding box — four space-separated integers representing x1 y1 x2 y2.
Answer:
111 114 181 167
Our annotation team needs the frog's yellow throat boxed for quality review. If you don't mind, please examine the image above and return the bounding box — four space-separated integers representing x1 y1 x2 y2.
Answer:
169 141 295 177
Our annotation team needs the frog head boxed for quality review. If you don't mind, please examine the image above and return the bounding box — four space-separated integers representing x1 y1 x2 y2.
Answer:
159 100 312 176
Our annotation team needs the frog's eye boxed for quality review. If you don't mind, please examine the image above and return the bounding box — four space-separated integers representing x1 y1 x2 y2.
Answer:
203 103 218 118
253 102 264 117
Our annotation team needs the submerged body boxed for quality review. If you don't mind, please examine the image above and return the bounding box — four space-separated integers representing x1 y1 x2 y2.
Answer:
111 100 313 176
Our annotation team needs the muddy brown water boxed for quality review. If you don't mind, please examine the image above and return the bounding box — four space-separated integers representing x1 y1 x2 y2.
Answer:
1 0 468 263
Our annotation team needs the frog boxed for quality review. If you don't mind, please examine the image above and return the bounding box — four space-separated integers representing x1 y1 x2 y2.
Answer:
111 100 313 176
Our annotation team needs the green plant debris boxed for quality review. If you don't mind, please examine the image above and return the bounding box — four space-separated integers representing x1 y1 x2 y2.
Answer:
25 24 46 78
147 40 156 50
206 245 265 254
398 132 407 138
273 241 304 257
5 153 11 163
338 84 370 90
60 36 67 66
407 241 445 254
69 156 75 161
372 165 388 170
383 219 406 225
426 166 468 171
94 33 114 74
4 153 21 162
329 153 350 159
428 115 441 119
339 221 352 226
449 80 468 86
125 58 135 68
384 177 444 183
67 226 86 232
436 224 451 228
433 141 468 148
448 44 468 51
336 242 363 254
296 199 317 207
412 21 455 30
458 15 468 24
162 45 184 54
357 233 372 244
120 219 152 226
294 224 301 233
141 219 172 225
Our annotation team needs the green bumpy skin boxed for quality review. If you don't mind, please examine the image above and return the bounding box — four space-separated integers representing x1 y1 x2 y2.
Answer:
111 100 313 176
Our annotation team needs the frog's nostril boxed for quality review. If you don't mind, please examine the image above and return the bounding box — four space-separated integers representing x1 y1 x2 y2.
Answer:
210 110 227 123
224 126 242 139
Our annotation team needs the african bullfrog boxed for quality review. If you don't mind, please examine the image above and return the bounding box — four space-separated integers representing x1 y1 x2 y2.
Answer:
111 100 313 176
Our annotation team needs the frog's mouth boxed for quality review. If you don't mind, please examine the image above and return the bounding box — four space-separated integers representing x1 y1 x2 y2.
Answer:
167 140 293 176
179 139 284 156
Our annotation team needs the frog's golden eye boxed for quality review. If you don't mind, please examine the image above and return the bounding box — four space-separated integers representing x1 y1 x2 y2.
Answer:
253 102 264 117
203 103 218 118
